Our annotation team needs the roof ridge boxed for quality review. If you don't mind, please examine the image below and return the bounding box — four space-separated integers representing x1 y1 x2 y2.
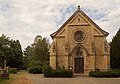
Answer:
51 6 109 38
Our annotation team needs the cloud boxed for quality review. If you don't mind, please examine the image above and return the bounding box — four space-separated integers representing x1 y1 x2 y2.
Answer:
55 5 76 27
0 0 120 49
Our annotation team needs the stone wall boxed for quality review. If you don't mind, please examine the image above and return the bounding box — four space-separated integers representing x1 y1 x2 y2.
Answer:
50 8 110 74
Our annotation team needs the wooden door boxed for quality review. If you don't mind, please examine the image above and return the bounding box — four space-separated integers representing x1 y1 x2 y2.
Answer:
74 58 84 73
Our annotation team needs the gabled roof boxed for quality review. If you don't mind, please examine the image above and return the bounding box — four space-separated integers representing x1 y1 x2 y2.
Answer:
51 6 109 38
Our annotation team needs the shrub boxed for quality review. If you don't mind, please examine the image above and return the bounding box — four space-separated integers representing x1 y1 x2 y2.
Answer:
51 69 73 77
89 69 120 77
42 65 73 77
9 68 17 74
28 66 42 74
28 61 42 68
42 65 52 77
89 71 106 77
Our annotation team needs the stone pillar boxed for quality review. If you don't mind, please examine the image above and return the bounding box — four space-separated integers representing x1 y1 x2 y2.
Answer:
65 53 69 69
50 54 56 69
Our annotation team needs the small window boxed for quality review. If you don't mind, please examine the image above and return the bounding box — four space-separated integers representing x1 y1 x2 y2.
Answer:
91 42 94 52
53 43 56 53
78 18 80 22
104 41 108 52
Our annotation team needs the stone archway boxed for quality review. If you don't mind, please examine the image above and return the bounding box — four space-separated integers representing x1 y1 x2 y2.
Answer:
70 45 88 73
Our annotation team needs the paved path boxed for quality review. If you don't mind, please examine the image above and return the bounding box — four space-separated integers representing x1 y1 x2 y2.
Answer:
25 73 120 84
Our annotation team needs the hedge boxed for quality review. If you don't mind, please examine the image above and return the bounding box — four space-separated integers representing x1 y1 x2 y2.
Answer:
42 65 52 77
51 69 73 77
9 68 17 74
42 65 73 77
28 66 42 74
89 69 120 77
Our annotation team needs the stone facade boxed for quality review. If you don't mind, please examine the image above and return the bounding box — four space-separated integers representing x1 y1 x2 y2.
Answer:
50 6 110 74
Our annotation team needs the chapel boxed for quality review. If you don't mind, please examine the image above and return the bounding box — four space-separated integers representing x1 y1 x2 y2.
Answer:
50 6 110 74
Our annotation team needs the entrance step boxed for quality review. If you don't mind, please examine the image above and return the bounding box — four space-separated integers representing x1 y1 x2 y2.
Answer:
74 74 89 78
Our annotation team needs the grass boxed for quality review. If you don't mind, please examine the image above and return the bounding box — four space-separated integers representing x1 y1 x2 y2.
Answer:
0 70 31 84
0 77 10 84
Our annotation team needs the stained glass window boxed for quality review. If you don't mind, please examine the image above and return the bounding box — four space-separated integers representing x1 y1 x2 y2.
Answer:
73 31 85 42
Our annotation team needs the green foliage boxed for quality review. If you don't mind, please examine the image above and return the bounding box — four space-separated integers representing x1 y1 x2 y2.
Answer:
28 61 43 74
23 35 50 69
0 34 10 67
42 65 52 77
0 34 23 70
51 69 73 77
23 45 34 62
9 68 17 74
42 65 73 77
89 69 120 77
110 29 120 69
28 60 42 68
32 35 50 63
28 66 42 74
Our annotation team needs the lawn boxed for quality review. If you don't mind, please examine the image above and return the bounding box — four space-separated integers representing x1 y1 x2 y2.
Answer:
0 77 10 84
0 70 30 84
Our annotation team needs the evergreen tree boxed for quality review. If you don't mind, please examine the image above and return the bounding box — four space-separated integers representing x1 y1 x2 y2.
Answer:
8 40 23 70
23 45 34 69
24 45 34 60
0 34 11 67
110 29 120 69
0 34 23 70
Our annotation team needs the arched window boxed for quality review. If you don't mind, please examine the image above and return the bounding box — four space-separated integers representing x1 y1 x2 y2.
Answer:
76 47 82 57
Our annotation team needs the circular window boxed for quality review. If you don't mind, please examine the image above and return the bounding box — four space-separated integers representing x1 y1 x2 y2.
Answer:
73 31 85 42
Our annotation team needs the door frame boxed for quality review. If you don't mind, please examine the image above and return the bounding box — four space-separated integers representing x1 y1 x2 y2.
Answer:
74 57 84 73
70 45 88 74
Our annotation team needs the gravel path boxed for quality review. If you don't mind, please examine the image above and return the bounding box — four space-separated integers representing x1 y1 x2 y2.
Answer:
25 73 120 84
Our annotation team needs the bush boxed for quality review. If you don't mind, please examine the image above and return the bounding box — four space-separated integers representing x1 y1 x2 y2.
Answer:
42 65 52 77
9 68 17 74
51 69 73 77
89 69 120 77
28 66 42 74
42 65 73 77
28 61 42 68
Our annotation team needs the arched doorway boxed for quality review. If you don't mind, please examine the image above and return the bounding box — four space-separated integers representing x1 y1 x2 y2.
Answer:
74 57 84 73
71 45 87 73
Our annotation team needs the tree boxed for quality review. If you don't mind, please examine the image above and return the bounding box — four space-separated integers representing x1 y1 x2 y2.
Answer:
0 34 23 70
24 35 50 68
22 45 34 69
33 37 49 63
24 45 34 60
8 40 23 70
0 34 11 67
110 29 120 69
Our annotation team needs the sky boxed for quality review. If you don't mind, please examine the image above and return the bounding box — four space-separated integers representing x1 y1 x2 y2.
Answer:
0 0 120 50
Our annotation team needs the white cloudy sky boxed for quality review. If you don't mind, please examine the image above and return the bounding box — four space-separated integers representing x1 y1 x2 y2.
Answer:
0 0 120 50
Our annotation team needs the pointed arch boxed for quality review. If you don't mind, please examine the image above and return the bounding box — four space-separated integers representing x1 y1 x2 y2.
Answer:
71 44 88 56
